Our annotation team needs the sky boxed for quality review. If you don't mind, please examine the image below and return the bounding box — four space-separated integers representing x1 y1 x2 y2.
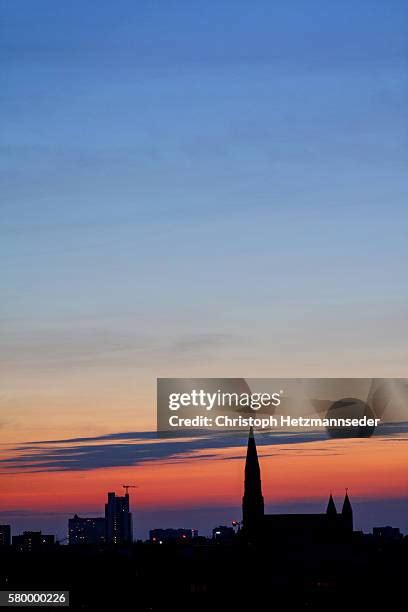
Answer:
1 0 408 539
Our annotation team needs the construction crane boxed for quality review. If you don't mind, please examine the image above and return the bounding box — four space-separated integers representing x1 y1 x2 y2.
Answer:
122 484 137 495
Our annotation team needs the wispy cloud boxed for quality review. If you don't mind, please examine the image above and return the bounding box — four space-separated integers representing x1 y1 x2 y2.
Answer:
1 429 327 473
0 327 244 370
3 423 407 474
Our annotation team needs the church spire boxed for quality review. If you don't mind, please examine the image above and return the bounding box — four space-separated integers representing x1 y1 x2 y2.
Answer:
242 427 264 533
341 489 353 532
326 493 337 517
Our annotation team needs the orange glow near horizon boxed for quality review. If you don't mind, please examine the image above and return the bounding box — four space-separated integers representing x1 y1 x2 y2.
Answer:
1 437 407 514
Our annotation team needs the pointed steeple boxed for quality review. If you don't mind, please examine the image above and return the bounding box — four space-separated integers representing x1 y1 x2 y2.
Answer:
242 427 264 532
326 493 337 517
341 489 353 532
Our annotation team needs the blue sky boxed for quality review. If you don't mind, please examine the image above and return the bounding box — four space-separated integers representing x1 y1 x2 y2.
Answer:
1 0 408 433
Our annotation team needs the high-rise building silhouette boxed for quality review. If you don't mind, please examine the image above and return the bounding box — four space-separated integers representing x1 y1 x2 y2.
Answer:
0 525 11 547
105 491 133 544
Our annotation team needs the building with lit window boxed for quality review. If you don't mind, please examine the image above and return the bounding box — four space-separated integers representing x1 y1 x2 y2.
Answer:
68 515 106 545
149 528 198 543
12 531 55 552
0 525 11 547
212 525 235 541
105 491 133 544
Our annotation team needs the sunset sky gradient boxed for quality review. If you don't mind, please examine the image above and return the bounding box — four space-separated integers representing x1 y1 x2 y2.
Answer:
1 0 407 539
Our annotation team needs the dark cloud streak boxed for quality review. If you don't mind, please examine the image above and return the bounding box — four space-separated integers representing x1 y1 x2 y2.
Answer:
3 422 407 474
3 430 327 473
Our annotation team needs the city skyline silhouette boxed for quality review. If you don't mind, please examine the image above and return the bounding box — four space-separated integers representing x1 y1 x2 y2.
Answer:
1 428 406 609
2 428 404 541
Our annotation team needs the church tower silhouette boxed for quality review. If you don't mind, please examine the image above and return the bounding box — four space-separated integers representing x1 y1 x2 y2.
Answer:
241 428 353 541
242 426 264 532
326 493 337 517
342 489 353 532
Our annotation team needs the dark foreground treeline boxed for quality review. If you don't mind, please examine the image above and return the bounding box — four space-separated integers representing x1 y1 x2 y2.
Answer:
0 533 407 609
